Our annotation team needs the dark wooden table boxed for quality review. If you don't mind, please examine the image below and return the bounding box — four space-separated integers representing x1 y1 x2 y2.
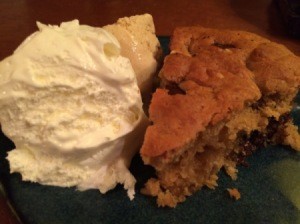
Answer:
0 0 299 223
0 0 300 61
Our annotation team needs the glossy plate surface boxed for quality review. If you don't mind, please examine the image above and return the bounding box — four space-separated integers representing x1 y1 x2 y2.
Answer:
0 37 299 224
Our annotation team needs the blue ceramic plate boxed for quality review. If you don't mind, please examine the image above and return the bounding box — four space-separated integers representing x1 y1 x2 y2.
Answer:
0 37 299 224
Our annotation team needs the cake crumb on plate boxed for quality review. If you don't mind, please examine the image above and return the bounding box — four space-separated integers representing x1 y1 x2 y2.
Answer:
227 188 241 200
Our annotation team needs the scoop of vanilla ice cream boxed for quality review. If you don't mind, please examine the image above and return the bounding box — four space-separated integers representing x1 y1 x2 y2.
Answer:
0 20 148 199
104 14 161 97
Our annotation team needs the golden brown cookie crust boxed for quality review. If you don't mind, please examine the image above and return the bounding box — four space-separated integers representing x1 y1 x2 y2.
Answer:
141 26 300 158
140 27 300 207
141 27 269 157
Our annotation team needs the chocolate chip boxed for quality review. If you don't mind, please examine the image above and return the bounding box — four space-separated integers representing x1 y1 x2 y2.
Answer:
231 112 291 166
249 130 267 148
279 112 291 124
250 98 266 110
165 82 186 95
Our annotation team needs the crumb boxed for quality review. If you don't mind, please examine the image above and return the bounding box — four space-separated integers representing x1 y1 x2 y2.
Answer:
227 188 241 200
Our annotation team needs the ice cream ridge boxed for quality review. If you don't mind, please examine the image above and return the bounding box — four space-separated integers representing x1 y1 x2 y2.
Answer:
0 14 161 199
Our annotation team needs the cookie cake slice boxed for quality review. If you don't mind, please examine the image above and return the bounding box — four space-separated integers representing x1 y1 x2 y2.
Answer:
140 27 300 207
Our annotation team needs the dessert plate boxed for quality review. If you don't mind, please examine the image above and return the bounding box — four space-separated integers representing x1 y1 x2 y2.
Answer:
0 37 299 224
